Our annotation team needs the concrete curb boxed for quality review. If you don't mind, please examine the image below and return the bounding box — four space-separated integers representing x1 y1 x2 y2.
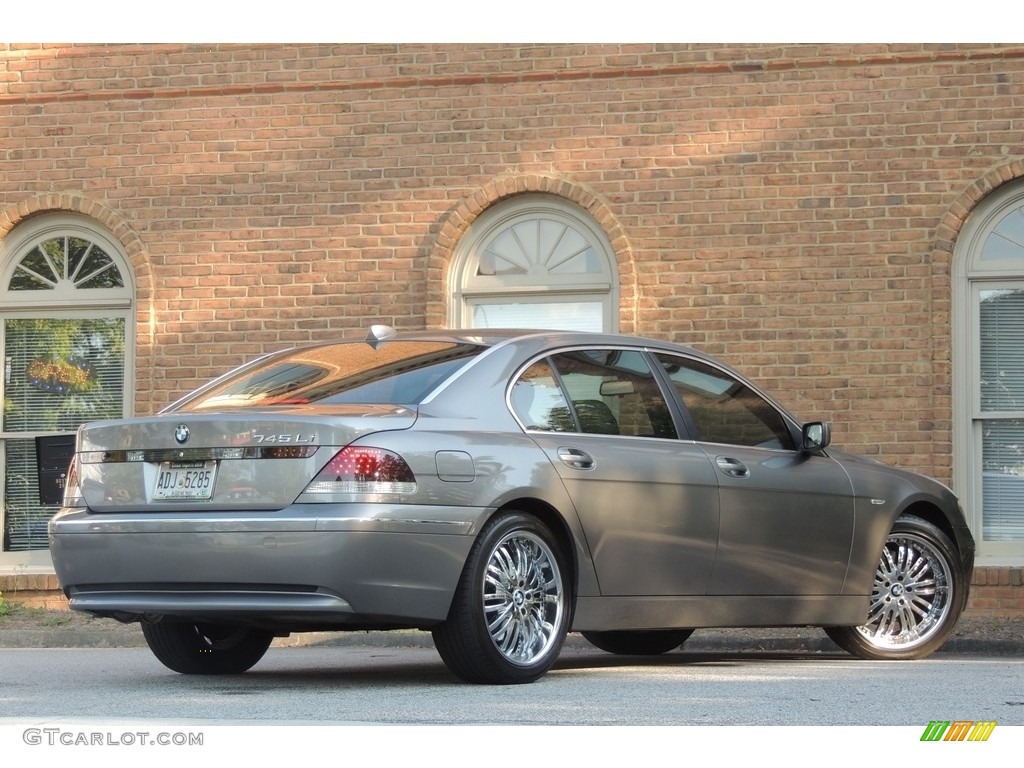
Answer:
1 625 1021 656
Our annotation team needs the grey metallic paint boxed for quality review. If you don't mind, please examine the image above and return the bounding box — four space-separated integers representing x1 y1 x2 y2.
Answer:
50 329 974 640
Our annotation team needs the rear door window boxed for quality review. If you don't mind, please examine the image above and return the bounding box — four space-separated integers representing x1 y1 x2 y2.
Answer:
511 349 678 438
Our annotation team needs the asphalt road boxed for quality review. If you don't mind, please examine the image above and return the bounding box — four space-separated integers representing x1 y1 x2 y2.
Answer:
1 643 1022 726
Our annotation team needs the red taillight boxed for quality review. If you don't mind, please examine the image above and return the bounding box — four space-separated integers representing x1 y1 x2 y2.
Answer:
303 446 417 497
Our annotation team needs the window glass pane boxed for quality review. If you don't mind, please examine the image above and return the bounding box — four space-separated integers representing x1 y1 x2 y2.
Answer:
471 300 603 332
67 237 93 279
656 353 794 449
979 288 1024 411
550 350 677 439
75 247 124 289
476 219 601 278
9 246 56 291
478 229 529 275
40 238 65 279
179 342 483 410
982 419 1024 540
2 317 126 552
980 207 1024 265
530 220 596 274
5 237 124 293
3 318 126 433
510 360 574 432
1 222 134 557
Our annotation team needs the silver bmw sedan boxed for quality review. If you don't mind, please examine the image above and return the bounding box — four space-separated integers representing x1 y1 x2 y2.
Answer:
50 327 975 684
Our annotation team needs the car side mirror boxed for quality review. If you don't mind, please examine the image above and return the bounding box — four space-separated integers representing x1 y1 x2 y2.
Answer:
801 421 831 453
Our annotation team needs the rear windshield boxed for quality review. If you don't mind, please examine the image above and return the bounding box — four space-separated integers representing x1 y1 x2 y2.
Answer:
176 341 484 410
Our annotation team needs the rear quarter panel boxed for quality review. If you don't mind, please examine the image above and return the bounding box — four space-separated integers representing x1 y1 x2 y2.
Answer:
361 416 602 599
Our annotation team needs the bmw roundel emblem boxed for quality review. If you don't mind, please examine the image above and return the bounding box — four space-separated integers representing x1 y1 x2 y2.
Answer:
174 424 190 445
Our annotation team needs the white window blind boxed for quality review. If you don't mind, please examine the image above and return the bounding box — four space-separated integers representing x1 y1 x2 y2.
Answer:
471 300 604 332
2 317 125 551
978 288 1024 541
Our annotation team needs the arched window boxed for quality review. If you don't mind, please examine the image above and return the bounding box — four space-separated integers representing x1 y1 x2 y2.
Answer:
954 182 1024 563
450 195 618 332
0 215 134 563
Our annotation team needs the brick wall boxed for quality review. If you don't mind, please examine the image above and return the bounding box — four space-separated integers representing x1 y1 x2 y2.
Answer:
2 43 1024 485
970 567 1024 614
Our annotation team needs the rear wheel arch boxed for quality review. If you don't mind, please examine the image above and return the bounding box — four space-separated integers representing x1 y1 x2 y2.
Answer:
486 497 582 607
432 509 573 683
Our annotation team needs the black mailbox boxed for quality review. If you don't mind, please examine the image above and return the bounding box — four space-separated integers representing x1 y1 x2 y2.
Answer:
35 433 76 506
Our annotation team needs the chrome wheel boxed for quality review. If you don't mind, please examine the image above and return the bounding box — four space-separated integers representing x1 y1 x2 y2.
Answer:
432 512 571 684
825 515 965 661
855 530 952 651
483 530 565 666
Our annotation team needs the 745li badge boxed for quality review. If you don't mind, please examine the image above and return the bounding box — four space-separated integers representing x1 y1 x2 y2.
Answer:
251 433 317 444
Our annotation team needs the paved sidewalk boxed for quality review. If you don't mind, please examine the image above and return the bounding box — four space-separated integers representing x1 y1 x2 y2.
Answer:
1 613 1021 655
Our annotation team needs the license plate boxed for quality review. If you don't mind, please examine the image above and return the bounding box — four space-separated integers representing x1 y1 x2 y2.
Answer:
153 461 217 500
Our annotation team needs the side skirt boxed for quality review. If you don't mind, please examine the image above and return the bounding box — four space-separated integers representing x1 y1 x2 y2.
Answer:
572 595 869 632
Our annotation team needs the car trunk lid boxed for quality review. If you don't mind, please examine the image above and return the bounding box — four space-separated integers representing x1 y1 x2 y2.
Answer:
74 405 416 512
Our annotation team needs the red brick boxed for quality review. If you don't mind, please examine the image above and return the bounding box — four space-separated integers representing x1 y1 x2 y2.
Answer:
0 42 1022 492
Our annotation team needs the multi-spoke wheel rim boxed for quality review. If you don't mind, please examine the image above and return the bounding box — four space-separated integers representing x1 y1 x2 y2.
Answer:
482 530 566 667
855 531 953 651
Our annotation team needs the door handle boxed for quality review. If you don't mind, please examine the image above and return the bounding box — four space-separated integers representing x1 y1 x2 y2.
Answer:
558 447 595 470
715 456 750 479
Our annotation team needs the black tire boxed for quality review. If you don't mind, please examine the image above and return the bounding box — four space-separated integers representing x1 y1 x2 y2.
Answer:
432 512 571 684
825 515 966 660
141 621 273 675
582 629 694 656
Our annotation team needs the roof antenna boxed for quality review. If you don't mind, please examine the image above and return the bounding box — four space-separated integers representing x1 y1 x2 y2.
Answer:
365 324 398 349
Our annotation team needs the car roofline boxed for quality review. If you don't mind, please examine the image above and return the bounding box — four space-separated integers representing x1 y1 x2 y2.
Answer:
161 326 721 413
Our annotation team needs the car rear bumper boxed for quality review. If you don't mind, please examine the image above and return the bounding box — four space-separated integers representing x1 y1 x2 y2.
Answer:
49 502 487 629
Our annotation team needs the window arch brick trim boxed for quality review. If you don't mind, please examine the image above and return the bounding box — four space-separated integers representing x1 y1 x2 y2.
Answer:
0 193 153 309
937 160 1024 271
425 175 637 332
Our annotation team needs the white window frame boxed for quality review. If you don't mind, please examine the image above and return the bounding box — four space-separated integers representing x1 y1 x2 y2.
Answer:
449 195 618 332
953 181 1024 564
0 214 134 309
0 214 135 567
